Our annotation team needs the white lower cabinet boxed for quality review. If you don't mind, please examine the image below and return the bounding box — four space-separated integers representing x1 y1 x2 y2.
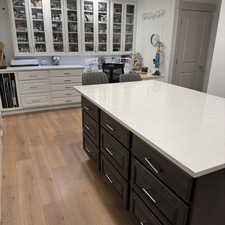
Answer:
17 68 83 110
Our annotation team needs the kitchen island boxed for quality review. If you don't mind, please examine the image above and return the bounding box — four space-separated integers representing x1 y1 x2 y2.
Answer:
75 80 225 225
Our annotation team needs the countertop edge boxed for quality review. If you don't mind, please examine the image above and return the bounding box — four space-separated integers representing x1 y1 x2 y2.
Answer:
75 87 225 178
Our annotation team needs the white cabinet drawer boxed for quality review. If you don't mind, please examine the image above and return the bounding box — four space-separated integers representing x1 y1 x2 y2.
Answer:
50 83 81 91
21 94 50 108
52 96 81 105
18 71 49 81
52 90 80 98
20 80 49 94
49 69 83 77
50 76 82 84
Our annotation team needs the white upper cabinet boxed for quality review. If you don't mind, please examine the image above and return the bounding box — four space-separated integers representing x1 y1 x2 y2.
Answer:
9 0 136 56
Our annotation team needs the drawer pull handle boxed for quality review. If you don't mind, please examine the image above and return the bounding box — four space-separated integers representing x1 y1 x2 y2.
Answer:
142 188 157 204
105 147 113 157
64 80 72 82
84 124 90 131
84 106 90 111
144 157 159 174
105 174 113 184
64 73 71 75
105 123 114 132
139 221 145 225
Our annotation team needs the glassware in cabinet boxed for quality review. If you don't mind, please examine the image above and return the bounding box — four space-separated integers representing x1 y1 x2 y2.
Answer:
66 0 79 53
12 0 30 53
29 0 47 53
112 3 123 52
50 0 64 52
124 4 135 52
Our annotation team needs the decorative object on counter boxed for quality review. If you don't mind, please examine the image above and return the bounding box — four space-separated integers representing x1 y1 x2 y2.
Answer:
85 58 99 72
51 56 61 65
151 33 162 76
143 9 166 20
130 52 143 72
0 43 7 69
141 67 149 73
10 58 39 67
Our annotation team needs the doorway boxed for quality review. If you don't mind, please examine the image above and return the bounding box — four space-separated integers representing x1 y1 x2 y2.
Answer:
172 2 218 91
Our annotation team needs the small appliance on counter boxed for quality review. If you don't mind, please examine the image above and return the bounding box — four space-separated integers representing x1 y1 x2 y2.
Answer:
10 58 39 67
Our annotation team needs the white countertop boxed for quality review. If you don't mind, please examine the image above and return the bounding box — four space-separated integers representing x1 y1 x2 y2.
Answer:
75 80 225 178
0 65 85 73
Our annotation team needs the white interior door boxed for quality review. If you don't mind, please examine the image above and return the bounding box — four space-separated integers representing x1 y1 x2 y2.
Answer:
174 9 213 91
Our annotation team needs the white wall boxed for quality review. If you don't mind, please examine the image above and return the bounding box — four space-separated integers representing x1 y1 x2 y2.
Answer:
207 0 225 98
136 0 178 82
0 0 13 64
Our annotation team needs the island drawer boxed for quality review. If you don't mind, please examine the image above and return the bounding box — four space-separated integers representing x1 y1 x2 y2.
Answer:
101 111 130 149
83 112 99 146
82 97 99 122
132 135 193 202
131 159 189 225
130 191 164 225
101 128 129 180
101 155 128 208
83 133 99 168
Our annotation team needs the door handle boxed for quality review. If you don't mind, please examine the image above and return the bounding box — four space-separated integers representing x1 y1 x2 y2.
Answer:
105 123 114 132
105 174 113 184
105 147 113 157
144 157 159 174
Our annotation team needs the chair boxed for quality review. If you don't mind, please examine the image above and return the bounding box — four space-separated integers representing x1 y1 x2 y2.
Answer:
119 73 143 82
102 63 124 83
82 72 109 85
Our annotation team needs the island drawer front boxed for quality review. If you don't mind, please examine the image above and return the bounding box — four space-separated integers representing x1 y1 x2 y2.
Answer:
101 128 129 180
82 97 99 122
101 111 130 149
132 135 193 202
83 133 99 167
49 69 82 77
101 155 128 208
130 191 163 225
131 159 189 225
83 112 99 146
18 71 49 81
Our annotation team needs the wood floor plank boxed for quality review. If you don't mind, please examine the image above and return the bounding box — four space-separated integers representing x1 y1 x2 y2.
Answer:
2 108 136 225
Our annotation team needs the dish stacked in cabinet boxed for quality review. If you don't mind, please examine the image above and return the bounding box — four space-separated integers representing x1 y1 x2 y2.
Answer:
18 71 50 108
49 69 82 105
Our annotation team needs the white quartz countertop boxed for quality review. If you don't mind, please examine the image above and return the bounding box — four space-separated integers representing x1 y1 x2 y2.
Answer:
0 65 85 73
75 80 225 178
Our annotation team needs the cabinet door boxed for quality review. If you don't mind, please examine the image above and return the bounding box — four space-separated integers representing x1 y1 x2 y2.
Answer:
27 0 48 54
111 2 123 53
65 0 81 53
50 0 65 53
96 0 109 53
123 3 136 53
10 0 33 55
82 0 95 53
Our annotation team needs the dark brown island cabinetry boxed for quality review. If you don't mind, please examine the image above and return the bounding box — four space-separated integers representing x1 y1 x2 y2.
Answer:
81 96 225 225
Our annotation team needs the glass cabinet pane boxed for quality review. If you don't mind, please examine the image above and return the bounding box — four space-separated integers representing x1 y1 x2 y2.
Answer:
12 0 30 53
112 3 122 52
51 0 64 52
98 1 108 52
30 0 47 53
66 0 79 52
84 0 94 52
125 4 135 52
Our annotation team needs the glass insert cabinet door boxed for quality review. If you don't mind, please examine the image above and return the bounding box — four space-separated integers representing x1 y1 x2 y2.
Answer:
28 0 47 53
124 3 135 52
83 0 95 52
50 0 65 52
97 0 109 52
11 0 31 54
65 0 80 53
111 2 123 52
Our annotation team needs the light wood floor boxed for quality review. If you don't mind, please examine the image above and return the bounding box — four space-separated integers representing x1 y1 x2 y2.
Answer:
1 108 136 225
